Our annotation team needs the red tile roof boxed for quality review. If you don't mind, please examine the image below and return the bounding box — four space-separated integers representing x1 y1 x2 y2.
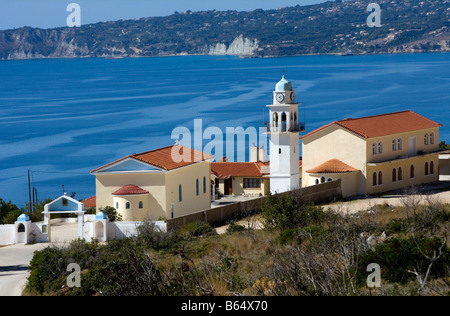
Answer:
91 145 213 173
306 159 359 174
211 162 269 179
112 184 149 196
211 160 301 178
81 196 96 208
301 110 442 140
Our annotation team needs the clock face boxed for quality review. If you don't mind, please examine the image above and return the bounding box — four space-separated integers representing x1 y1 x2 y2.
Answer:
290 92 295 102
276 93 285 102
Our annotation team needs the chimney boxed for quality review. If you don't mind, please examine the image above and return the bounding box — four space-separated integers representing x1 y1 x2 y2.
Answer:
250 146 259 162
259 146 266 163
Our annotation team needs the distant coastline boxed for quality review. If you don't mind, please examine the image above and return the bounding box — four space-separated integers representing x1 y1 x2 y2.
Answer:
0 0 449 61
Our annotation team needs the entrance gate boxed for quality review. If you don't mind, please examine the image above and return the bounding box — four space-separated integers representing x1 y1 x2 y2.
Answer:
42 194 86 242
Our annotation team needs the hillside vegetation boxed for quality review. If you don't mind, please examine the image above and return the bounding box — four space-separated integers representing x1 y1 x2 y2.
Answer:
1 0 449 60
25 191 449 296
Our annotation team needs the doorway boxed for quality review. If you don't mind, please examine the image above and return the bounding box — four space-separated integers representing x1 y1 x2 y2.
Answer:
224 178 233 195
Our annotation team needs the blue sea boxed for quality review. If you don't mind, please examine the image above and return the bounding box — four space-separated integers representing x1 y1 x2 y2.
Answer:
1 53 449 207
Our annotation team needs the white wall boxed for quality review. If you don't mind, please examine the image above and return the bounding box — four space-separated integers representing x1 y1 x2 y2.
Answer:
0 225 15 245
2 220 167 245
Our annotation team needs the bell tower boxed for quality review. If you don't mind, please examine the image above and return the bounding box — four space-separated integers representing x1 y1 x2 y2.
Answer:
268 75 300 193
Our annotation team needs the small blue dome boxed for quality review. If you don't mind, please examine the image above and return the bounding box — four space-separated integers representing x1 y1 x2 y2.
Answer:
95 211 108 220
275 75 293 92
17 214 30 222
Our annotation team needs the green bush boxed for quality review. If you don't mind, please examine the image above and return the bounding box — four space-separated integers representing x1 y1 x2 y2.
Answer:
226 221 246 234
261 193 327 230
99 206 122 222
136 221 180 251
177 221 216 239
357 236 449 285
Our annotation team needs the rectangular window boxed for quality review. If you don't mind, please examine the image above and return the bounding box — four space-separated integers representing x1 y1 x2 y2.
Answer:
243 178 261 188
179 185 182 202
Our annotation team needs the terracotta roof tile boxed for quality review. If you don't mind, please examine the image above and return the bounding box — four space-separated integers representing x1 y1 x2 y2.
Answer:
211 162 268 179
112 185 149 196
306 159 359 174
91 145 213 173
301 110 442 140
81 196 96 208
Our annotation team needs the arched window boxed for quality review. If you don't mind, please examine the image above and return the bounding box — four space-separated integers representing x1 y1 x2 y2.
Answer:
398 167 403 181
392 168 397 182
115 202 119 209
398 138 403 150
179 185 182 202
410 165 415 178
430 161 434 174
430 132 435 145
327 178 333 182
372 143 377 155
315 179 319 185
196 178 199 196
424 133 429 145
139 201 143 209
126 202 130 209
373 172 377 186
378 171 383 185
18 223 25 233
425 162 429 175
281 112 287 132
392 139 397 151
321 176 326 183
378 142 383 154
273 112 278 128
203 176 206 194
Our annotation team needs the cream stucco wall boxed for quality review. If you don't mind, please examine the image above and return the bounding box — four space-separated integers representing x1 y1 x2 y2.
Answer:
366 127 440 164
95 160 211 221
302 125 440 197
301 125 367 195
95 172 166 221
164 161 211 219
113 195 150 221
366 153 439 195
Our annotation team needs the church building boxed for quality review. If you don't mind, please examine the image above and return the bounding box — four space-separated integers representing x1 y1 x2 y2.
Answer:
91 145 213 221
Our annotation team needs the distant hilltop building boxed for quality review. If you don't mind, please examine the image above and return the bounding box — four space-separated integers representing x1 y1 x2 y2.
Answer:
301 110 442 197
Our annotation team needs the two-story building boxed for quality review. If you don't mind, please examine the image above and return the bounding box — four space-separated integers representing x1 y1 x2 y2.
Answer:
301 110 442 197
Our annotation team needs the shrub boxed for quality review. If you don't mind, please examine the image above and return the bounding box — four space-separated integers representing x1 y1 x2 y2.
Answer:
226 221 246 234
99 206 122 222
357 236 449 285
136 221 180 251
261 193 327 230
177 221 216 239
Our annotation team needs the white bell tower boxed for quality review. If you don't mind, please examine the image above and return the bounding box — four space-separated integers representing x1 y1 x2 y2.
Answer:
268 75 300 193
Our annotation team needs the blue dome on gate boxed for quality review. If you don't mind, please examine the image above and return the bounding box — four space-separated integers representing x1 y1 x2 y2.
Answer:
17 214 30 222
95 211 108 220
275 75 293 92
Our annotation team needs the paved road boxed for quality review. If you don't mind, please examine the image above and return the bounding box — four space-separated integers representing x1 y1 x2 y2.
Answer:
0 221 79 296
0 243 46 296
